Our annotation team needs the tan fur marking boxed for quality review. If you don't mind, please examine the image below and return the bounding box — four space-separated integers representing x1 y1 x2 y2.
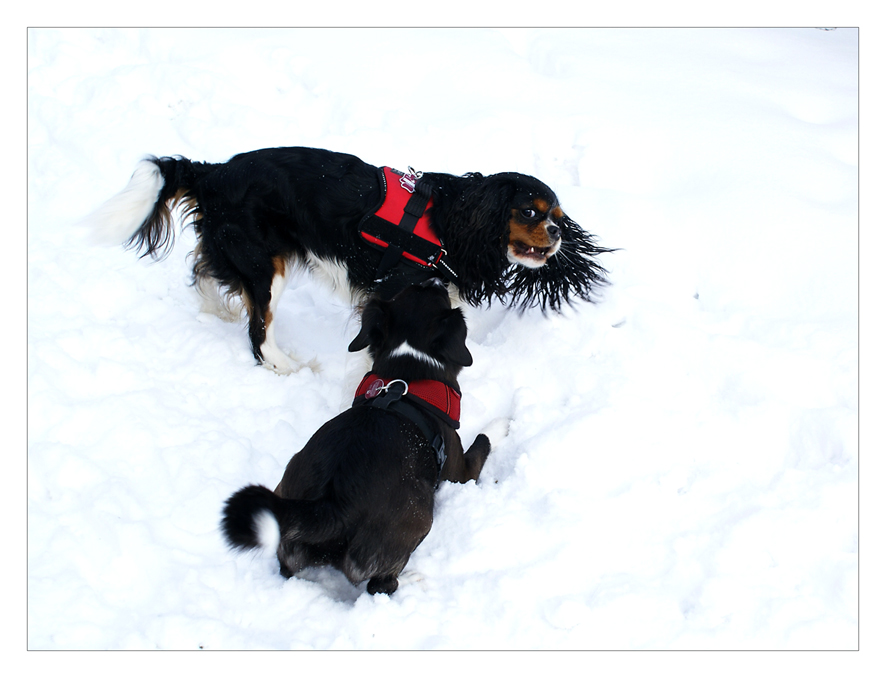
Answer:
265 255 291 324
552 206 564 219
532 198 551 214
241 291 255 321
508 218 558 248
272 255 288 278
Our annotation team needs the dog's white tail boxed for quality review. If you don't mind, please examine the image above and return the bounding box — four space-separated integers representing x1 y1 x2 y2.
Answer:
222 484 343 554
83 159 164 247
253 509 281 554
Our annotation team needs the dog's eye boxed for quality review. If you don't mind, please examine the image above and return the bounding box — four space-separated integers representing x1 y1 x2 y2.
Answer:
520 209 537 219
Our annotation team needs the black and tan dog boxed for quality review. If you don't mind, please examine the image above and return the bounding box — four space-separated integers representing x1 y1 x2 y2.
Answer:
88 146 611 373
221 279 503 594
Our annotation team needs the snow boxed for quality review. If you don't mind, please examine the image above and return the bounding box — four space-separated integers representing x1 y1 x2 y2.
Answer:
28 27 858 652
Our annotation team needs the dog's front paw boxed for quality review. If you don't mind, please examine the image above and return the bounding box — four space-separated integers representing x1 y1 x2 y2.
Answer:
482 417 511 448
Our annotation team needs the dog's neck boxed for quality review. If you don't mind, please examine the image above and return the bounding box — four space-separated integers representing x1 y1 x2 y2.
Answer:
387 341 444 371
353 372 461 430
368 348 461 392
358 340 464 429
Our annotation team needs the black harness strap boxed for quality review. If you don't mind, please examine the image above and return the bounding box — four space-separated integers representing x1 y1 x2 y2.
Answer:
367 217 442 268
358 167 458 289
354 380 447 485
400 179 432 230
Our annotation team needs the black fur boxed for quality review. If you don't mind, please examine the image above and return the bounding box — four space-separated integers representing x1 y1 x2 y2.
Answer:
220 280 492 595
105 146 611 369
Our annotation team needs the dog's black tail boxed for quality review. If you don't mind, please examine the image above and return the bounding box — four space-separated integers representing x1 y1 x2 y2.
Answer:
221 484 342 553
85 155 208 260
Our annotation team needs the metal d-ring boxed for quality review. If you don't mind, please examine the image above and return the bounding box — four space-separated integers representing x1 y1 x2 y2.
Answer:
377 379 409 396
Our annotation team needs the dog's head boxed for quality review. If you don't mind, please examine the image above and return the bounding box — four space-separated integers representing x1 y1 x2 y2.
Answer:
503 177 567 270
452 172 564 270
348 278 472 381
438 171 612 310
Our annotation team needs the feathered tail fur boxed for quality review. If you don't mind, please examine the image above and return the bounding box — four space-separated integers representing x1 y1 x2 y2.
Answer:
84 156 204 259
221 484 342 554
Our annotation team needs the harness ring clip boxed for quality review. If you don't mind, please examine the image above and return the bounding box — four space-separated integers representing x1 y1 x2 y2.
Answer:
370 379 409 398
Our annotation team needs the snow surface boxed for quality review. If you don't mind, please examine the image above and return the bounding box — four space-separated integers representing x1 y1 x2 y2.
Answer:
27 28 858 651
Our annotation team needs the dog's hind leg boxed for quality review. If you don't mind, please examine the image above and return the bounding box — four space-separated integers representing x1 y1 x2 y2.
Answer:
260 257 298 373
244 256 298 374
193 241 243 322
277 542 310 579
366 574 399 595
343 549 405 596
343 507 432 595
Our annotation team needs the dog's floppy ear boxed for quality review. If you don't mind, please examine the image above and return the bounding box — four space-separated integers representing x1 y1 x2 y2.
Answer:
433 308 473 367
348 299 390 352
469 176 515 240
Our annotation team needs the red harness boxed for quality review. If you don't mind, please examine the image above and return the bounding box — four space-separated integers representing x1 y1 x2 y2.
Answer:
353 372 461 429
358 167 458 283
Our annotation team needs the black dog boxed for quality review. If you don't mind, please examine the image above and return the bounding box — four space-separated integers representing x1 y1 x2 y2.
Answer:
221 279 500 595
88 146 611 373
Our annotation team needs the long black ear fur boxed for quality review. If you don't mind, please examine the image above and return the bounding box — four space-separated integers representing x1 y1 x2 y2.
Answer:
440 176 514 306
348 299 389 352
433 308 473 367
505 214 614 312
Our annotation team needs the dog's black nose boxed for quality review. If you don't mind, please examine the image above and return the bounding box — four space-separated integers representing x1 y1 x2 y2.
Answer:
547 224 561 240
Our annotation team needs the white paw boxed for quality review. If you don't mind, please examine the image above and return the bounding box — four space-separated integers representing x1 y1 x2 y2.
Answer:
482 417 511 448
261 350 322 376
262 359 295 375
260 347 297 375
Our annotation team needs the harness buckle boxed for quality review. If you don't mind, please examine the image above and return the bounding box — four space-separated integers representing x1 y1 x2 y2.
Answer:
399 167 423 193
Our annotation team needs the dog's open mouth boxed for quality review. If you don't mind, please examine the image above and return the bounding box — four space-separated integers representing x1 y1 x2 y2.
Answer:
509 240 558 268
